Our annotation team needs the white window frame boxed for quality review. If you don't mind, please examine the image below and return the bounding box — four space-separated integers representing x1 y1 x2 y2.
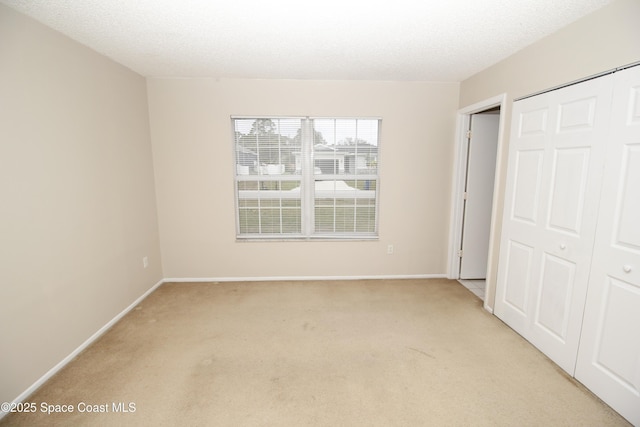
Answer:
232 116 381 240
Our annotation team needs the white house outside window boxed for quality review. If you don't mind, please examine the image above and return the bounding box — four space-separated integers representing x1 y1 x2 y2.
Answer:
233 117 381 239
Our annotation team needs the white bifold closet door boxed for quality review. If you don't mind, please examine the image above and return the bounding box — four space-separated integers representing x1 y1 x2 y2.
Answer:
495 64 640 425
575 66 640 427
494 75 613 374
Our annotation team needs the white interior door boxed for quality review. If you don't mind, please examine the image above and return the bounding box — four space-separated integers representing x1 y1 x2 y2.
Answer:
575 65 640 426
495 75 613 374
460 113 499 279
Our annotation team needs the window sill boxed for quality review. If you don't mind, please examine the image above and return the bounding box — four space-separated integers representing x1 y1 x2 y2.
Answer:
236 236 379 243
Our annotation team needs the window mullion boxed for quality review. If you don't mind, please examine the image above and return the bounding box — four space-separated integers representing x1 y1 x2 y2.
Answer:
301 118 314 237
257 197 262 234
333 121 337 233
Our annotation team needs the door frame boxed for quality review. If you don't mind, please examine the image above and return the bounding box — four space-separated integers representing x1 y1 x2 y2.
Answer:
448 93 506 313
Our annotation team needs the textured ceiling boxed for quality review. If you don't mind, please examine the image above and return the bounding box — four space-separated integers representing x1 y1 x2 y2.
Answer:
2 0 611 81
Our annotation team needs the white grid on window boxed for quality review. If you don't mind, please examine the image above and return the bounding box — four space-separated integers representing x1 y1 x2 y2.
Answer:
233 117 380 239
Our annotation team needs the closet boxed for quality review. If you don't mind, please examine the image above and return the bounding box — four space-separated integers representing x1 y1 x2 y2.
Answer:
494 64 640 425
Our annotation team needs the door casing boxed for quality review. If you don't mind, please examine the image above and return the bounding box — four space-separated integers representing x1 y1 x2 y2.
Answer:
448 94 506 313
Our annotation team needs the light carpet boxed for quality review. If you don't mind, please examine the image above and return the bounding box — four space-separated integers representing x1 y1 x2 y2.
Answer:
0 279 630 426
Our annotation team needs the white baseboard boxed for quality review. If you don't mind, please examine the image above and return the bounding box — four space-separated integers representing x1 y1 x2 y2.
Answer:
162 274 448 283
483 302 494 314
1 278 164 420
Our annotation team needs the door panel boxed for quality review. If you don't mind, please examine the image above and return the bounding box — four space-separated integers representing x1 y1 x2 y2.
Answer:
557 96 597 132
615 146 640 247
535 253 576 341
576 66 640 426
519 107 548 135
596 277 640 387
503 240 534 316
547 147 590 235
495 74 613 374
511 150 544 224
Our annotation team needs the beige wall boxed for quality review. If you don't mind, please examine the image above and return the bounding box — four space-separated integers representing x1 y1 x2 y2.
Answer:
459 0 640 308
148 78 459 279
0 4 162 404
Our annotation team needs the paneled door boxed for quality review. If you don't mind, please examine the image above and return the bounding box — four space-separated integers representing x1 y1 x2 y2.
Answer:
494 76 613 374
575 65 640 426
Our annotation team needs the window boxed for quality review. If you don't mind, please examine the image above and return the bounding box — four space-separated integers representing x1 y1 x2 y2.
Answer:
233 117 380 239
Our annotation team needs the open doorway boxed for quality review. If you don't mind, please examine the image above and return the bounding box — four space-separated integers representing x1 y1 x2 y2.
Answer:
448 94 506 312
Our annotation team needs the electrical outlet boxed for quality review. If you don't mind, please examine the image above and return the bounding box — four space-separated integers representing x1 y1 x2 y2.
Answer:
387 245 394 254
143 256 149 268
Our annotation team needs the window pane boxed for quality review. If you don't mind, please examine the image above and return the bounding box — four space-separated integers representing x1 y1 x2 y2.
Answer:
238 207 259 234
238 198 301 235
312 119 379 175
237 181 259 191
314 179 377 234
355 198 377 233
281 206 302 233
234 118 302 176
235 179 302 236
